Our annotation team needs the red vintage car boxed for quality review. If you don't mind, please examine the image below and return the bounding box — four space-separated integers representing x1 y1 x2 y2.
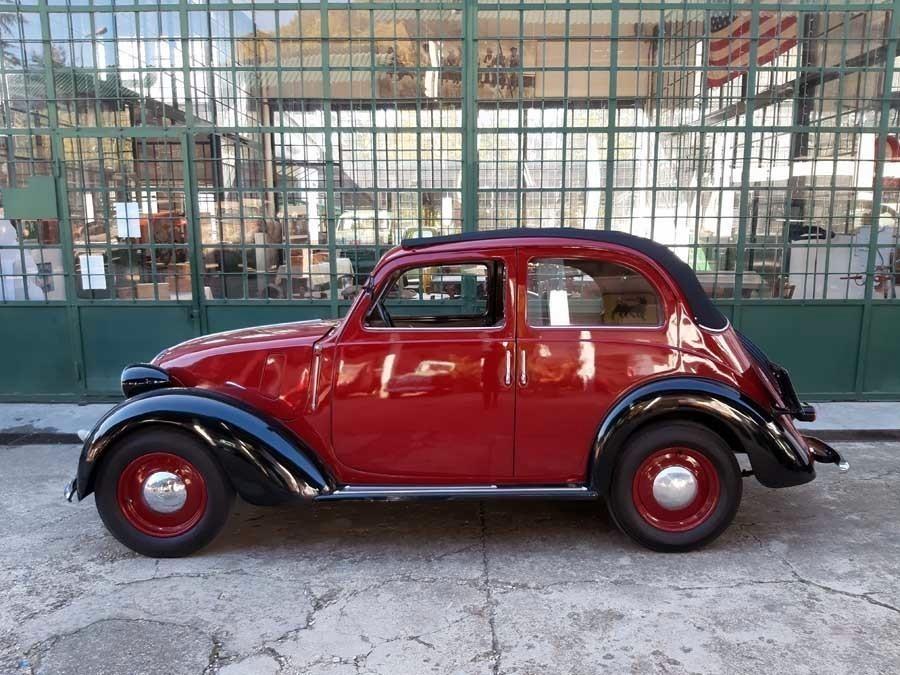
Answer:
65 229 848 557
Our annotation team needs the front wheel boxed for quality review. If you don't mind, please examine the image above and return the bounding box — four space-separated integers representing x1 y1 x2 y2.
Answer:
607 422 742 552
94 428 234 557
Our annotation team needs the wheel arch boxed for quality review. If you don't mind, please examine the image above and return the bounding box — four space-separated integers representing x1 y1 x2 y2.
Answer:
615 408 747 463
90 421 230 493
588 377 815 495
76 388 336 505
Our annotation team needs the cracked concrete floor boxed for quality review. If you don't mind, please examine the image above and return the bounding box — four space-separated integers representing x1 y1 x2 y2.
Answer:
1 442 899 675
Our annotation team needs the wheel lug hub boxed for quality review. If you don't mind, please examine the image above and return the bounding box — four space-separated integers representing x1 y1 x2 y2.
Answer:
651 465 698 510
141 471 187 514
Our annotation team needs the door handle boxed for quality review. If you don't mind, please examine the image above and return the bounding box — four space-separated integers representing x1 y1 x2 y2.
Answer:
504 347 512 386
519 349 527 386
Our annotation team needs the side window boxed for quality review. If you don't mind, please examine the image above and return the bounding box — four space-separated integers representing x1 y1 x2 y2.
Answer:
527 258 661 327
367 261 505 329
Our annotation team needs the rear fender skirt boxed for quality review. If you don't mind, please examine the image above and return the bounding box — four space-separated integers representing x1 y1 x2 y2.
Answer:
76 388 335 505
589 377 815 494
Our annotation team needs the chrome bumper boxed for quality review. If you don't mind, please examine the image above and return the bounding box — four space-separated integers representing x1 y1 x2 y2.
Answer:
803 435 850 472
64 477 77 502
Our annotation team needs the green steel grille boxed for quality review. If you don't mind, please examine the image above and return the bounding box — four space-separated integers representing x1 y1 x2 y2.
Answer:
0 0 898 397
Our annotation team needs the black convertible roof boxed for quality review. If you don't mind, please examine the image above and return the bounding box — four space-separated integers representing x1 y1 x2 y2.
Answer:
401 227 728 330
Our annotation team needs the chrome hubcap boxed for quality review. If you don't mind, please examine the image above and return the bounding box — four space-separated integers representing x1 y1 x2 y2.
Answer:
141 471 187 514
651 465 698 511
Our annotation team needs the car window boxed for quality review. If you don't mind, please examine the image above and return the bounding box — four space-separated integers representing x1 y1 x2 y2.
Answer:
367 261 504 329
527 258 661 327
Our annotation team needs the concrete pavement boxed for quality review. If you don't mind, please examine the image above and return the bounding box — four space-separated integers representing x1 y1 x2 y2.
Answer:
1 440 899 674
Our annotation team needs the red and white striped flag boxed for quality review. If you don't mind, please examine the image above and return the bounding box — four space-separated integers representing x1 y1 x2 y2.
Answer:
706 12 799 88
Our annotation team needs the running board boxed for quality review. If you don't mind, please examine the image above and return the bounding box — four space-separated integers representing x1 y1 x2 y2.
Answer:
316 485 598 502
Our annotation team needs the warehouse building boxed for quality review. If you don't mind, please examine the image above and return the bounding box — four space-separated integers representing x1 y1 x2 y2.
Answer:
0 1 897 399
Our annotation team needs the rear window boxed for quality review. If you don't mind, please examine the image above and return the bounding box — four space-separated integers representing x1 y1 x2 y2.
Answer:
527 258 661 327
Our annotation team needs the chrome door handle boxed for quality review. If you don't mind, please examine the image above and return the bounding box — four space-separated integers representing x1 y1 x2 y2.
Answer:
519 349 527 386
504 347 512 386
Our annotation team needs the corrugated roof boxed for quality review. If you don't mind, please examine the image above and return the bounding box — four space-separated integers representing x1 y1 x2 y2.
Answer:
3 70 140 101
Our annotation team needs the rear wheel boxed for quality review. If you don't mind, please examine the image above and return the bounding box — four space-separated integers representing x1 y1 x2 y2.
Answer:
94 428 234 557
607 422 742 552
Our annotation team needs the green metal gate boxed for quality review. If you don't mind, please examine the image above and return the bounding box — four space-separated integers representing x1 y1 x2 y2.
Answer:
0 1 899 399
60 130 199 392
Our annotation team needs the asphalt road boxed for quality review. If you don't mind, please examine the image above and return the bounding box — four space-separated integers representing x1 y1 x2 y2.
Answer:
1 442 899 675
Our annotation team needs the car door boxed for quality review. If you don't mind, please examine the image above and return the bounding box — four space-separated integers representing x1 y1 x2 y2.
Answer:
514 246 680 483
331 249 517 481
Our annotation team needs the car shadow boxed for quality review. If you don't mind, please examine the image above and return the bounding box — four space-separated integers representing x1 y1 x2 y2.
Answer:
201 478 844 558
207 498 617 555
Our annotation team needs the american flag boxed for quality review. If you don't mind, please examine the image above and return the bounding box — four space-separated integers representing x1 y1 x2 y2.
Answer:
706 12 798 89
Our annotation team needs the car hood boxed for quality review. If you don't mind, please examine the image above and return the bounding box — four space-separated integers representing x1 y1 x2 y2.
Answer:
154 319 340 367
150 319 341 421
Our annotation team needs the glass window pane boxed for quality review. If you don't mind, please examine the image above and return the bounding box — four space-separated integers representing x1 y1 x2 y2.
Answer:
369 262 503 329
527 258 660 327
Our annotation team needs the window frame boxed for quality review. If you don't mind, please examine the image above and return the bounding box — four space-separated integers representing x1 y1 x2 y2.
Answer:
362 257 509 333
523 253 668 331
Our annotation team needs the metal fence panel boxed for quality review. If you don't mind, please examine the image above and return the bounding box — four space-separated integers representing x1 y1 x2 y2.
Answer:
0 0 897 398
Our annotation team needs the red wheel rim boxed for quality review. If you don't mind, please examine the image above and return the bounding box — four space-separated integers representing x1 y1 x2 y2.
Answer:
632 447 720 532
116 452 207 537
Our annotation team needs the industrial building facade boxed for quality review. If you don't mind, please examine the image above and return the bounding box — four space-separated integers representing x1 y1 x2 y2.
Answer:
0 0 898 399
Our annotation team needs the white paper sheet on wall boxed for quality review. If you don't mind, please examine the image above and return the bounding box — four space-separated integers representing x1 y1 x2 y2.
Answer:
548 289 571 326
83 194 95 223
114 201 141 238
78 254 106 290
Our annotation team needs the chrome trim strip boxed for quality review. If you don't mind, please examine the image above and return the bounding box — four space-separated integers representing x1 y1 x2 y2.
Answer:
316 485 597 501
698 318 732 333
362 324 507 334
525 323 666 332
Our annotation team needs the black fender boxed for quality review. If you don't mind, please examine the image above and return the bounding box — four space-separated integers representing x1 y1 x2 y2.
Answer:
589 377 815 494
75 388 335 505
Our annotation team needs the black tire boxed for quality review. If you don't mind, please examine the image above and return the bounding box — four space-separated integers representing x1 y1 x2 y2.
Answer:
607 422 742 552
94 427 234 557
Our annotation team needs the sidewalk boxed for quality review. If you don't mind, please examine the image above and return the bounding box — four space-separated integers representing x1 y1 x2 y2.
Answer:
796 402 899 434
0 401 897 444
0 403 112 444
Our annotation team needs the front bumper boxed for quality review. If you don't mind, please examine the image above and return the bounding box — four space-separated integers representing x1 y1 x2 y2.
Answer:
64 477 78 502
803 435 850 472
